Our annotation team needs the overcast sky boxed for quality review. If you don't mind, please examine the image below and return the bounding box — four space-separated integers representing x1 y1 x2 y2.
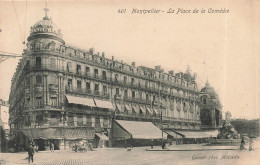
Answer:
0 0 259 121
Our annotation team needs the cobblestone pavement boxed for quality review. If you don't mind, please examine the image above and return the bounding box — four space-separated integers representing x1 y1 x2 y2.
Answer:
1 143 260 165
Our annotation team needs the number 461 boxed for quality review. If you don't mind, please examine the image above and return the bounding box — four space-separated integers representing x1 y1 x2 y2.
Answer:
118 9 126 13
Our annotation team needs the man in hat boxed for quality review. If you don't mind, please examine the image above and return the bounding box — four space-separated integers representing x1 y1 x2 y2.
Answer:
28 143 35 163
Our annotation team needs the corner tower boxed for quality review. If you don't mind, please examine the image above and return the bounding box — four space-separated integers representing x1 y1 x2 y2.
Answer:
27 7 65 52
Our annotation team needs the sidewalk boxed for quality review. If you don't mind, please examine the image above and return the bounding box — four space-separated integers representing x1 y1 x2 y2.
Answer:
146 143 239 151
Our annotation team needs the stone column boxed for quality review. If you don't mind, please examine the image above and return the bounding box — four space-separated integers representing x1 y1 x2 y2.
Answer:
211 109 216 128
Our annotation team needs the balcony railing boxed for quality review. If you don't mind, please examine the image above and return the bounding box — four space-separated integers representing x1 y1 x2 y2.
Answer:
66 87 110 99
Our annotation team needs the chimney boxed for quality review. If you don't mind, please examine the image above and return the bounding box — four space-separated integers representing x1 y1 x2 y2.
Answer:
112 56 114 61
131 62 135 67
89 48 94 55
155 65 161 71
168 70 174 75
97 52 100 56
102 52 105 57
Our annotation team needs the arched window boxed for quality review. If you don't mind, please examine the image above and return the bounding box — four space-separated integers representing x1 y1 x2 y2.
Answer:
36 75 42 84
50 58 56 69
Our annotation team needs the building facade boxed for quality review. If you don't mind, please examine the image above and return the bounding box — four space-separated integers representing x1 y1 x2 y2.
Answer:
8 8 221 150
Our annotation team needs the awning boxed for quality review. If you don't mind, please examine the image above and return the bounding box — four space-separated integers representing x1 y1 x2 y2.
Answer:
95 133 109 140
153 108 159 114
21 128 95 140
146 106 152 113
59 128 95 140
94 99 113 109
132 105 139 113
174 130 219 138
66 95 95 107
115 120 163 139
164 130 183 138
125 104 132 111
116 103 123 112
21 128 58 139
140 106 146 113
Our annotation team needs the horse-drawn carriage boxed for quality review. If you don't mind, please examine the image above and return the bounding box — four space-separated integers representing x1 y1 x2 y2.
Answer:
72 140 93 152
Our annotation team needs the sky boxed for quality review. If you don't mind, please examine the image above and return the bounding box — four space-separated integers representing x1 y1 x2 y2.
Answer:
0 0 259 122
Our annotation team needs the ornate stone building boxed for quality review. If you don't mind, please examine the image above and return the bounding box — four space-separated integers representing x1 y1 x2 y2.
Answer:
199 81 223 129
8 8 220 150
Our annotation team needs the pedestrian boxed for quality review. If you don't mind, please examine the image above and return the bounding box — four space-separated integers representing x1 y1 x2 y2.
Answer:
28 143 34 164
249 138 254 151
124 139 127 149
50 143 54 152
162 139 166 149
151 139 154 149
34 145 38 153
240 137 246 150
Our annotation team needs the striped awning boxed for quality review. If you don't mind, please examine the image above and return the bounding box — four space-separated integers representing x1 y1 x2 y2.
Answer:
132 105 139 113
153 108 159 114
125 104 132 111
21 128 95 140
140 106 146 113
62 128 95 140
116 103 123 112
66 95 95 107
164 130 183 138
146 106 152 113
95 133 109 140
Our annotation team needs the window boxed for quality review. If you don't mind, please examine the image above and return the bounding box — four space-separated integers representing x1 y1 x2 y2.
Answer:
116 88 120 96
86 82 90 91
86 117 92 126
25 77 30 86
36 75 42 84
85 67 90 75
145 81 148 88
132 91 135 98
50 58 56 69
94 84 99 95
95 117 101 127
67 62 72 72
131 78 135 85
115 74 119 82
94 69 98 78
76 64 81 75
103 85 107 95
77 115 83 126
49 75 57 85
36 57 41 69
68 79 72 89
124 90 128 98
77 80 81 89
203 98 206 104
124 76 127 84
102 71 107 80
146 94 149 101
